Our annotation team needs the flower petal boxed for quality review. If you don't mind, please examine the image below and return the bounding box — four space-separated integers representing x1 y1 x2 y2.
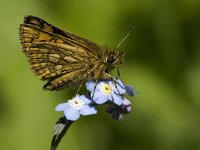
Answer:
107 94 113 101
116 79 125 89
55 103 69 111
64 107 80 121
93 91 108 104
112 94 123 106
110 80 126 94
121 99 132 113
126 106 131 112
115 86 126 94
79 95 93 104
80 105 97 115
85 81 95 92
96 82 105 91
122 99 131 106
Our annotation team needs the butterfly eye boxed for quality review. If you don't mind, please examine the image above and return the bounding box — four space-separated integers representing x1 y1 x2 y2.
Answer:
107 57 114 63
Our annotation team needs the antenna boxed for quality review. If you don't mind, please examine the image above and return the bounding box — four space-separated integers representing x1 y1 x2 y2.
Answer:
116 26 134 49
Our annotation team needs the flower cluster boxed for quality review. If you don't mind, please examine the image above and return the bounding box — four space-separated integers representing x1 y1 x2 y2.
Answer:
55 78 137 121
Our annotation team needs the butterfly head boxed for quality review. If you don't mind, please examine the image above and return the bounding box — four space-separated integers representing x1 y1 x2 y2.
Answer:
105 50 124 73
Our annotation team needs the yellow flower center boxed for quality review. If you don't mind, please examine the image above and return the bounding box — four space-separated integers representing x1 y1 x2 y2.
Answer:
68 96 85 110
101 83 112 95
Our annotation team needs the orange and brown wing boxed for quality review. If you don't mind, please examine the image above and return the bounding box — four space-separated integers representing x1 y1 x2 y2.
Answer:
19 15 101 90
22 15 101 57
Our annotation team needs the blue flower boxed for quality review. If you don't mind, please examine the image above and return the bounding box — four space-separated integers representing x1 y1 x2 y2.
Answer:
55 95 97 121
86 79 124 105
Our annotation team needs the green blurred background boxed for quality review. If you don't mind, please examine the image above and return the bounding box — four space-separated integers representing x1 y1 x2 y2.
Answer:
0 0 200 150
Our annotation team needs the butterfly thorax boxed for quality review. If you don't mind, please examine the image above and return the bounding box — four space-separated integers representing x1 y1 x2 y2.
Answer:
84 49 124 80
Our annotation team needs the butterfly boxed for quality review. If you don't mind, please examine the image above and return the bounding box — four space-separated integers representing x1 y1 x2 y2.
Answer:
19 15 124 91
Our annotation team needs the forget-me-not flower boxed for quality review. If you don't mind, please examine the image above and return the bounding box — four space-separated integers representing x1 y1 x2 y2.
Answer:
55 95 97 121
86 79 125 105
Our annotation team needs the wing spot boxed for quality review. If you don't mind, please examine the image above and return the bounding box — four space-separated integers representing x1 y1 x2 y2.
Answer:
40 49 49 53
55 65 63 70
41 63 47 66
31 54 43 58
32 64 40 67
49 54 60 63
42 72 47 77
45 69 50 74
50 73 56 77
64 56 77 62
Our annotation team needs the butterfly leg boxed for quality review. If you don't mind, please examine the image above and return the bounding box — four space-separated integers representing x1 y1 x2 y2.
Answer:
75 75 89 95
91 79 98 98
